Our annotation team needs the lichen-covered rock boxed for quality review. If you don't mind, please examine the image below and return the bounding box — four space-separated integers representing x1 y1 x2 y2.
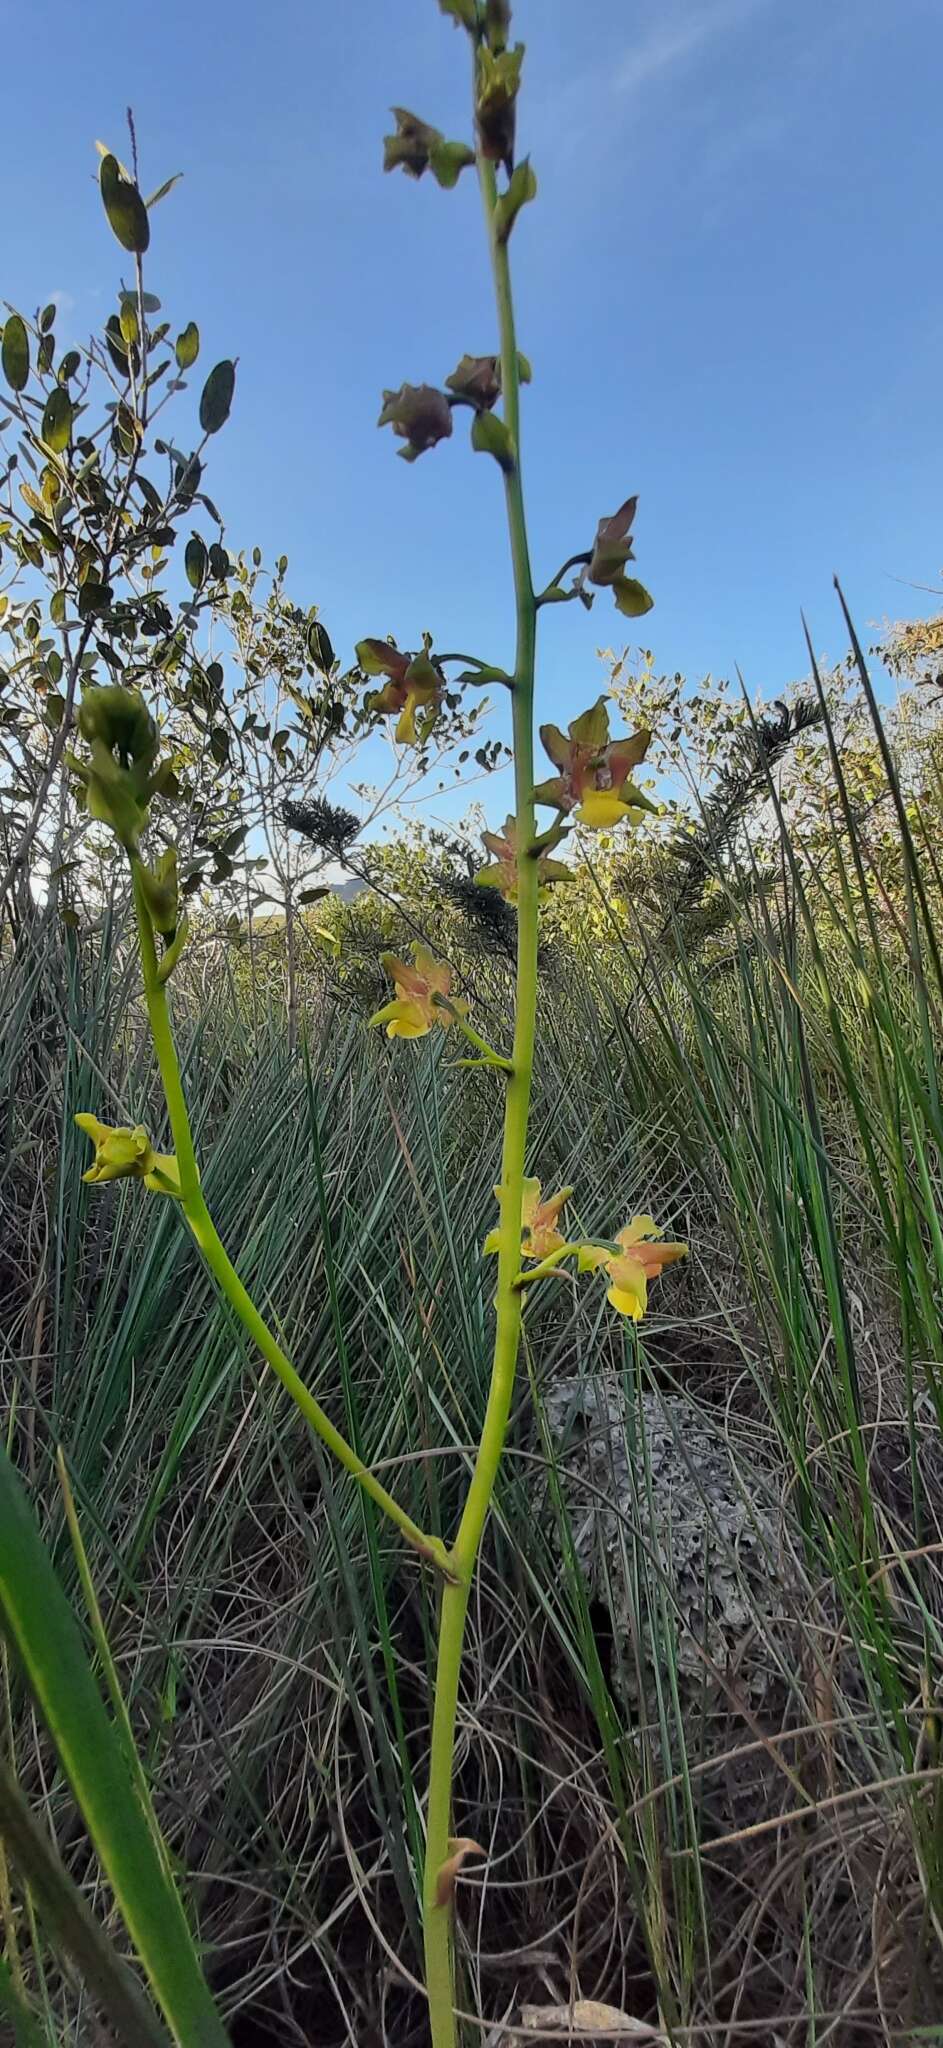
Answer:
543 1378 785 1711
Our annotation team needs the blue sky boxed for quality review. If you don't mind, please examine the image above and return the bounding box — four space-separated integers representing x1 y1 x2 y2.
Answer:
5 0 941 824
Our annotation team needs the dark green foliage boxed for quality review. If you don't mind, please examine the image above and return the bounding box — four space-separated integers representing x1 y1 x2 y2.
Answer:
2 314 29 392
99 154 151 254
281 795 360 854
198 360 235 434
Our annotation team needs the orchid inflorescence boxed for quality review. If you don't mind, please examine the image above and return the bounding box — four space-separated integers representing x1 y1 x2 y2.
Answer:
65 9 690 2042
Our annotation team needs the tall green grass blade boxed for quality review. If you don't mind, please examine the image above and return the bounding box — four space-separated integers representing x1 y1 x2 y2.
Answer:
0 1445 230 2047
0 1762 170 2048
0 1953 47 2048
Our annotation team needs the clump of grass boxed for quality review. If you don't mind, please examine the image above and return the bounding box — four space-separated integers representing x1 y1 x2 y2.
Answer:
5 592 943 2042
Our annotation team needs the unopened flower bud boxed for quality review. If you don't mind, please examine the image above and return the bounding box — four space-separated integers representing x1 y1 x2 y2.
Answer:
484 0 512 51
72 685 162 851
476 43 524 172
438 0 478 26
78 685 156 764
445 353 502 409
74 1113 180 1195
138 846 179 935
383 110 476 189
384 108 444 179
377 383 453 462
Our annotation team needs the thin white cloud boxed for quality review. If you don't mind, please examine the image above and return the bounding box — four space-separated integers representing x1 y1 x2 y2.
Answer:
614 0 770 97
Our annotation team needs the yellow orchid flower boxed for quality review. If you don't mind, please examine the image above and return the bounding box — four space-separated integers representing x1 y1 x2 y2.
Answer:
533 697 656 829
357 639 443 746
474 814 570 905
369 942 467 1040
579 1214 687 1320
483 1177 575 1259
74 1113 181 1196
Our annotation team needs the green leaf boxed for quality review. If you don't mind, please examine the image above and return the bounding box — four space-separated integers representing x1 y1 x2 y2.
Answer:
613 575 655 618
493 156 537 242
471 409 515 469
198 360 235 434
41 386 73 453
299 886 330 904
184 535 207 590
104 314 132 379
39 302 56 334
307 619 334 672
0 1444 230 2046
58 349 81 382
99 153 151 254
175 322 200 371
516 350 532 383
2 316 29 394
439 0 478 23
208 542 230 580
77 580 111 618
144 172 183 209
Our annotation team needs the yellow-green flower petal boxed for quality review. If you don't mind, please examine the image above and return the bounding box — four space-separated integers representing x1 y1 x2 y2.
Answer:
619 1215 661 1246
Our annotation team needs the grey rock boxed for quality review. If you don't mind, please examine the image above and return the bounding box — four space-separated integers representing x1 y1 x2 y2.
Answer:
543 1378 786 1710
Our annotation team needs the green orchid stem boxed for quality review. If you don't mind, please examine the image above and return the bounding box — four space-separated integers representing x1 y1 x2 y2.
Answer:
530 813 569 856
422 152 540 2048
512 1243 582 1289
434 999 513 1071
436 653 511 685
130 862 452 1581
535 550 592 608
